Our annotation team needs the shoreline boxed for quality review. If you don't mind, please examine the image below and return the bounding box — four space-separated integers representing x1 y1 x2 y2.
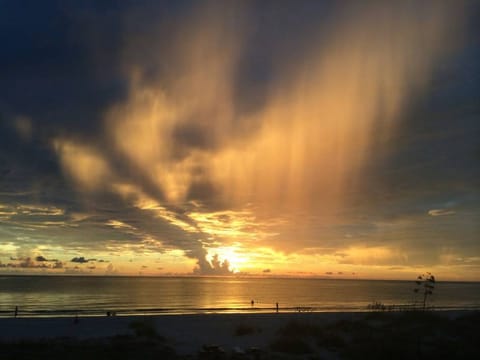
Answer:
1 304 479 319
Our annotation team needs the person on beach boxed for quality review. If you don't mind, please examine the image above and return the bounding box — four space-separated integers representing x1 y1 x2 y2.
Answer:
14 306 18 318
251 299 254 307
276 302 279 313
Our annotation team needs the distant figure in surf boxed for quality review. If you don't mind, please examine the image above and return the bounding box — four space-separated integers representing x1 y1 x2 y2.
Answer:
14 306 18 318
276 302 279 313
251 299 254 307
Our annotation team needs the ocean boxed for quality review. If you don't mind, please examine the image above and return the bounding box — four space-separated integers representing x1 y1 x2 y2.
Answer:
0 276 479 317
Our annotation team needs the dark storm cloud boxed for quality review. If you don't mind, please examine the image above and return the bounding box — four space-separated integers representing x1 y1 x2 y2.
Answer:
0 0 130 219
0 0 128 133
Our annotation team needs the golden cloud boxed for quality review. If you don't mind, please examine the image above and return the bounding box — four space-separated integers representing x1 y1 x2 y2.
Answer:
50 2 467 270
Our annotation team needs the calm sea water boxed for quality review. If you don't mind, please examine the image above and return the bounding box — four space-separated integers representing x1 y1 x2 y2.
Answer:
0 276 479 317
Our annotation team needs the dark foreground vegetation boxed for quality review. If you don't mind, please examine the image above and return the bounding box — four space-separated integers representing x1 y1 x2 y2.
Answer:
270 311 480 359
1 312 479 359
0 335 177 360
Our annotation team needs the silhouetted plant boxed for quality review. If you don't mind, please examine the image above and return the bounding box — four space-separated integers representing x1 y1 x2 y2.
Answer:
413 273 435 310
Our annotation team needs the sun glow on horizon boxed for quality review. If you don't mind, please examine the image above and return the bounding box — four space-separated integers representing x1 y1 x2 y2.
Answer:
206 245 251 274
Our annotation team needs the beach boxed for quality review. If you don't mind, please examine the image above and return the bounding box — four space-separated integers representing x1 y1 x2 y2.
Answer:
1 311 478 359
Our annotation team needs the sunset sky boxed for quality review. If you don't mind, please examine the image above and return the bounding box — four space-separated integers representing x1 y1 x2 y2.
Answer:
0 1 478 280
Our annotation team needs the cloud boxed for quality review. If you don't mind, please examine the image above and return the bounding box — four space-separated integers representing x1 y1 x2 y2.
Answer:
35 255 58 262
105 263 117 275
428 209 456 216
0 203 65 219
11 258 46 268
52 261 63 269
5 256 63 269
53 140 112 191
47 0 466 265
12 116 33 142
0 1 477 278
194 253 233 275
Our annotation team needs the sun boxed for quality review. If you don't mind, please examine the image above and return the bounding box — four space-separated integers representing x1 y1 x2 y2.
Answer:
207 245 249 273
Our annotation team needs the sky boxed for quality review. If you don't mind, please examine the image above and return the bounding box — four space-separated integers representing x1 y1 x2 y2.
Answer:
0 0 479 280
